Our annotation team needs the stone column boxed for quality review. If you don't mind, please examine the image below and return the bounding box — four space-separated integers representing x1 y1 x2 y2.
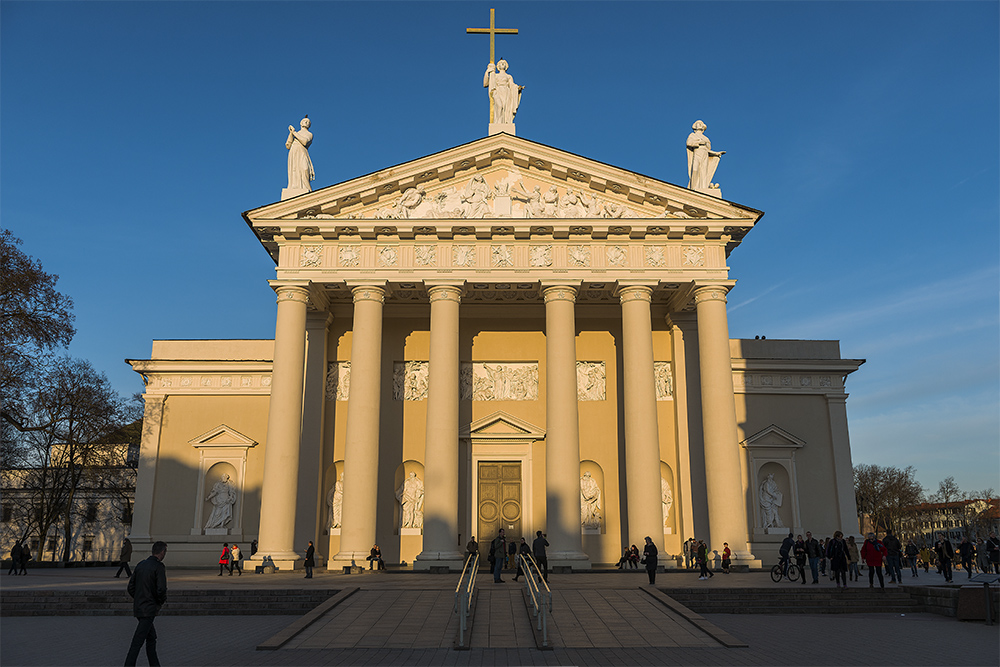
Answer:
414 283 464 570
297 311 332 559
255 283 310 569
128 395 164 544
827 393 862 538
693 284 753 560
619 284 665 550
332 284 386 566
542 284 590 568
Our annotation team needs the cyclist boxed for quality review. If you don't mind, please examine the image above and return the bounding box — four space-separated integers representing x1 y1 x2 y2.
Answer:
778 532 795 576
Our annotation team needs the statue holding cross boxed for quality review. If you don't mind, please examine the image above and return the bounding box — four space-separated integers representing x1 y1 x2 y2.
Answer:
467 8 523 135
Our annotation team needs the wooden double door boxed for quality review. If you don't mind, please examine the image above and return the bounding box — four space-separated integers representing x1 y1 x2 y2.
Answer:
477 461 522 545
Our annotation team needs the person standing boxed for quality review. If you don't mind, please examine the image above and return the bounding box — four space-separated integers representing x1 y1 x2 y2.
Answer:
115 538 133 579
883 530 902 584
466 536 478 563
217 543 230 576
8 541 22 576
532 531 549 582
828 531 849 589
229 543 242 576
507 539 517 569
513 538 531 581
686 538 698 570
794 535 808 585
304 541 315 579
643 536 658 585
986 533 1000 574
696 540 714 580
861 533 887 589
847 536 861 582
905 539 920 578
490 529 506 583
124 541 167 666
958 537 974 579
721 543 732 574
935 533 955 582
804 531 822 584
18 542 31 575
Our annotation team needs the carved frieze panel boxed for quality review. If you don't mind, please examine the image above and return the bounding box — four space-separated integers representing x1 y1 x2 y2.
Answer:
300 245 323 267
378 246 398 267
645 246 665 267
567 245 591 267
606 246 627 267
576 361 606 401
529 245 552 267
460 362 538 401
682 246 705 267
414 245 436 266
453 245 476 267
393 362 429 401
326 362 351 401
339 246 360 267
492 245 513 268
654 362 673 400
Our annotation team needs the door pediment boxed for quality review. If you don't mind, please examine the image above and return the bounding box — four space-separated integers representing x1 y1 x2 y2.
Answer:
460 410 545 441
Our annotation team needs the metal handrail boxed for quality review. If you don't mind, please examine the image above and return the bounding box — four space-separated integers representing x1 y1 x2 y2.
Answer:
453 552 479 648
517 552 551 647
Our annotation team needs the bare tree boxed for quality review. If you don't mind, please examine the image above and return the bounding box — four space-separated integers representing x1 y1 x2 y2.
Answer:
0 229 75 420
930 476 963 504
854 464 925 536
3 358 135 562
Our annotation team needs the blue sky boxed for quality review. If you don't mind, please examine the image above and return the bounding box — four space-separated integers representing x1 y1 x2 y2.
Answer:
2 1 997 495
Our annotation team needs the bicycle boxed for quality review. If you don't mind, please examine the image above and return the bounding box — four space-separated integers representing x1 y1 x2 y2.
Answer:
770 558 801 583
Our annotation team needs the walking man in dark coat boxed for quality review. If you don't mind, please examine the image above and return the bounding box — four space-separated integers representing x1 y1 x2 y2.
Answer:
115 538 133 579
124 541 168 666
18 542 31 575
304 541 315 578
532 531 549 582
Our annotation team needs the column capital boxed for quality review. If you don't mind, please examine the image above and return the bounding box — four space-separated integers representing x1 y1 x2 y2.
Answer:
541 284 579 303
271 283 311 305
426 282 464 303
692 284 731 305
350 285 386 304
617 284 653 304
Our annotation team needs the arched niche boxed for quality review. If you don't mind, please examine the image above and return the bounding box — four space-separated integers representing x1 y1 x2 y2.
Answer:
394 460 425 535
757 462 793 532
201 461 239 535
660 461 676 535
579 460 605 534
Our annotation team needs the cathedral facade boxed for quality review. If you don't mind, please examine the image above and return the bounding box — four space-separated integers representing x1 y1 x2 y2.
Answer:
126 133 863 570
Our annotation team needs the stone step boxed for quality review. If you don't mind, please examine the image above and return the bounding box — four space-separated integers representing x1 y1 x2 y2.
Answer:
0 589 338 617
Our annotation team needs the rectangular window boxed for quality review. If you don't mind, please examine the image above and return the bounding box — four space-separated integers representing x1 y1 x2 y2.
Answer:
83 538 93 552
86 504 98 523
121 507 133 524
30 539 39 552
46 539 56 552
1 504 11 522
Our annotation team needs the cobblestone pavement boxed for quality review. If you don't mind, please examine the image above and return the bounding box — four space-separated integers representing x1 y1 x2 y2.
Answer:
2 566 997 666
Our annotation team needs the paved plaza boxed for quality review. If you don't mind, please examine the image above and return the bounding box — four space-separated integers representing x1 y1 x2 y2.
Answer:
1 566 997 666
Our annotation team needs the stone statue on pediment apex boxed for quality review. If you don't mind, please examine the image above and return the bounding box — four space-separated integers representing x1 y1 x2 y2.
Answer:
687 120 725 194
484 59 523 124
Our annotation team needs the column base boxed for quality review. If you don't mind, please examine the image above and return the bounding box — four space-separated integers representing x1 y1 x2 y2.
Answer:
413 551 466 572
330 550 372 568
548 551 592 571
247 553 301 572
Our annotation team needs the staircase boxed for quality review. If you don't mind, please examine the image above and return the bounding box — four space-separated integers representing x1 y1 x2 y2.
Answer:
0 589 339 617
662 587 921 614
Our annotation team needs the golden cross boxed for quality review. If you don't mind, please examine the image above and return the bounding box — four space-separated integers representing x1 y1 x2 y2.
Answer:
466 8 518 66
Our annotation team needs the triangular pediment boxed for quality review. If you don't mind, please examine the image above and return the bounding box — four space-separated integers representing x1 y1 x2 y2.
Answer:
188 424 258 449
460 410 545 440
740 424 805 449
245 134 761 228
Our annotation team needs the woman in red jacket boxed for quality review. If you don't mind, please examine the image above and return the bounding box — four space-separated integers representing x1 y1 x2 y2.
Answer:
860 533 886 589
218 543 231 576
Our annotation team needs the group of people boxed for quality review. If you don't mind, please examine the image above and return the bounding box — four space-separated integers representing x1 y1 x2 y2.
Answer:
216 542 244 576
483 529 549 583
681 537 732 579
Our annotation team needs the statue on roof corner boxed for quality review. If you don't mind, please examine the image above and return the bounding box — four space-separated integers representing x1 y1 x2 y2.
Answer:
686 120 725 194
484 59 523 124
286 116 315 192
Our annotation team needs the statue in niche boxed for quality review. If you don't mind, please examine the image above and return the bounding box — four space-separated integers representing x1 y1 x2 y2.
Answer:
204 473 237 529
580 471 602 529
462 175 491 219
286 117 315 191
662 477 673 526
759 473 784 532
686 120 725 193
327 472 344 529
483 59 523 124
396 472 424 530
